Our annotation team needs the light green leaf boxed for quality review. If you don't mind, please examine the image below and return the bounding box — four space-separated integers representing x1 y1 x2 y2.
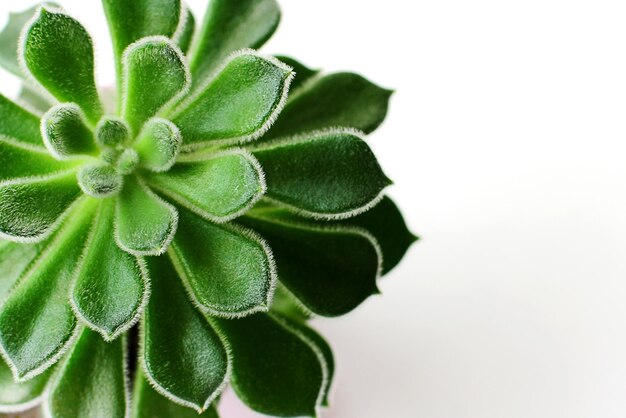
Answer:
0 358 53 413
212 313 325 417
0 239 48 300
141 256 229 413
77 163 123 198
173 3 195 54
0 94 44 148
169 207 275 317
274 55 319 92
132 369 219 418
41 103 98 160
189 0 280 90
0 200 93 381
269 283 311 323
0 137 73 182
18 84 53 114
21 6 103 124
172 52 293 149
121 37 189 134
102 0 182 91
134 118 181 172
0 171 82 243
72 201 148 341
95 116 131 148
251 129 391 219
47 328 127 418
147 150 264 222
115 177 178 256
265 73 392 139
240 210 381 316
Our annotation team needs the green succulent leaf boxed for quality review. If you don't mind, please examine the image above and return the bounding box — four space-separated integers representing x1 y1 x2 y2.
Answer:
47 328 128 418
0 239 48 299
265 73 392 139
338 196 418 274
269 283 311 323
169 207 276 317
0 200 93 381
95 116 131 148
122 37 189 134
115 177 178 256
173 52 293 149
102 0 182 89
41 103 98 160
0 137 72 182
148 150 264 222
0 94 45 149
273 56 319 92
240 210 381 316
0 358 53 413
77 163 123 198
189 0 280 90
134 118 182 173
22 6 103 124
212 313 325 417
132 369 219 418
0 171 81 243
251 129 391 219
141 256 229 413
18 84 52 114
72 201 148 341
173 4 195 54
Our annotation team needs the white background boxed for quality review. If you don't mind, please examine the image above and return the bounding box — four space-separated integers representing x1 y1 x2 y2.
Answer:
3 1 626 417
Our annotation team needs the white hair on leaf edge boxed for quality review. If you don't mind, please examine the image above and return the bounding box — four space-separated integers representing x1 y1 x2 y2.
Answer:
0 389 46 413
171 1 189 45
39 102 96 162
0 134 48 153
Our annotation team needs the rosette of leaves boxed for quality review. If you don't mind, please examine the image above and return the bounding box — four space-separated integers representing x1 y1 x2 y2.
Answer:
0 1 416 417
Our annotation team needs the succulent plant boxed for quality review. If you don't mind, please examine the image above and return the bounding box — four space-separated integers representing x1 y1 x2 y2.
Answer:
0 1 416 417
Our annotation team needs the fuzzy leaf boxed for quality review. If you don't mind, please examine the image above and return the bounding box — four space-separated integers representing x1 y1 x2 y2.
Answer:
47 328 127 418
0 94 44 149
174 4 195 54
134 118 181 172
274 56 319 92
77 163 123 198
141 256 229 413
189 0 280 89
18 84 52 114
0 138 73 182
95 116 131 148
265 73 392 139
251 130 391 219
212 313 324 417
0 358 53 413
0 172 81 242
269 283 311 323
22 7 102 123
72 201 148 341
115 177 178 256
122 37 189 134
169 207 275 317
41 103 98 159
0 201 93 380
148 150 264 222
173 52 292 149
0 240 48 299
102 0 181 87
338 196 417 274
132 369 219 418
240 211 380 316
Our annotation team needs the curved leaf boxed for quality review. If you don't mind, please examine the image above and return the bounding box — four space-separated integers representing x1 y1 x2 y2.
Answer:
212 313 325 417
134 118 181 173
0 137 73 182
169 207 275 317
0 200 93 381
173 3 195 54
47 328 127 418
173 52 293 149
265 72 392 139
251 129 391 219
0 94 44 148
0 358 53 413
148 150 264 222
189 0 280 89
41 103 98 160
72 200 148 341
274 55 319 92
0 239 48 299
21 6 102 123
141 256 229 413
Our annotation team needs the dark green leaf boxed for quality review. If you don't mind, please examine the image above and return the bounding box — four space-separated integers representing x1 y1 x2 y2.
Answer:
0 239 48 299
134 118 181 172
22 6 103 123
0 171 82 243
147 150 264 222
189 0 280 90
0 137 74 182
251 130 391 219
269 283 310 323
0 358 53 413
95 116 131 148
240 210 381 316
72 200 148 341
174 4 195 54
47 328 127 418
0 200 94 380
172 52 293 149
169 207 275 317
212 313 325 417
0 94 44 149
132 369 219 418
41 103 98 159
141 256 229 413
274 56 319 92
121 37 189 134
265 73 392 139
